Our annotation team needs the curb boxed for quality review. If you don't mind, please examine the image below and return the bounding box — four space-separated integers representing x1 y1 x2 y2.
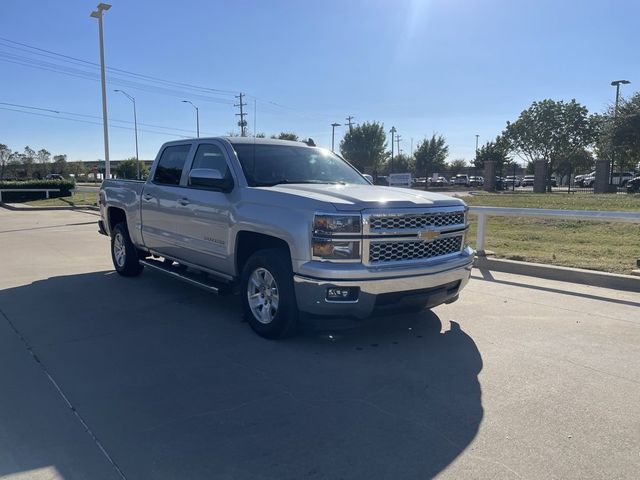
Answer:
0 202 98 212
474 256 640 293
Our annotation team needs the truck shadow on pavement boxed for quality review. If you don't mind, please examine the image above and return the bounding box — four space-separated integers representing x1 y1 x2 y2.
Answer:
0 270 483 480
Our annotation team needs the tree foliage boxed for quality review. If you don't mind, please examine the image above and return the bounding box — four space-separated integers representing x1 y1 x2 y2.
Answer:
0 144 10 180
414 134 448 178
448 158 467 176
339 121 388 173
272 132 299 141
594 91 640 171
504 99 595 176
474 135 511 173
380 153 414 175
115 158 149 180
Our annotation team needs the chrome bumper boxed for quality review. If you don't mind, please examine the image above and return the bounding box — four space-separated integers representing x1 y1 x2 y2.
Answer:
293 255 473 318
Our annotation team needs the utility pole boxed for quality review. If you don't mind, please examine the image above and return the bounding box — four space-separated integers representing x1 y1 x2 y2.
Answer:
345 115 355 132
331 123 341 152
396 134 402 162
410 137 414 158
235 93 247 136
90 3 112 180
389 126 396 174
610 80 631 184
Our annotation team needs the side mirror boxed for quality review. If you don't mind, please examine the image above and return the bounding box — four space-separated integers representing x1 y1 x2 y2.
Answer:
188 168 233 192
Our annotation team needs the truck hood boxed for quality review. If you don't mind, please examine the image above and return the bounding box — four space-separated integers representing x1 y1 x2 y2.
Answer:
263 184 464 211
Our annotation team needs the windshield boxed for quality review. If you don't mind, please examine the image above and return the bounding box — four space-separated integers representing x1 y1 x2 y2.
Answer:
232 143 369 187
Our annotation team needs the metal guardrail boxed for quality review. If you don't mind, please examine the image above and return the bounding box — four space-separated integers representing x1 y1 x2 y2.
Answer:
0 188 61 202
468 206 640 252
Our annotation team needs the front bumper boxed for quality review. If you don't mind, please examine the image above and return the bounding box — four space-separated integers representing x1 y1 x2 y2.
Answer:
293 253 474 318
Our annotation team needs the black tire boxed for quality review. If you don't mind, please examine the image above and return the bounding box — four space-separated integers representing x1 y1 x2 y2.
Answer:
110 222 144 277
240 248 298 339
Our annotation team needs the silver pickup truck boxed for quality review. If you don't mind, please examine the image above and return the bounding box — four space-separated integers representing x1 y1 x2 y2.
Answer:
99 137 474 338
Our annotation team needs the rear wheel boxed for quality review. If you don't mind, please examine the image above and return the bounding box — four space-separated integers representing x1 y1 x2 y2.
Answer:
111 222 143 277
241 248 298 339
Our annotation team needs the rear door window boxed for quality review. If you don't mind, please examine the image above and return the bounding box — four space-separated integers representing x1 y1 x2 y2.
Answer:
153 144 191 185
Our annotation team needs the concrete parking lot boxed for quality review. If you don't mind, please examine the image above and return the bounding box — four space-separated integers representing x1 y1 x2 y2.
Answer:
0 208 639 480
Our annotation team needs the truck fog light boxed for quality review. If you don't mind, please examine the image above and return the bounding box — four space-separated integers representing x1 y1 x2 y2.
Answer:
326 287 359 301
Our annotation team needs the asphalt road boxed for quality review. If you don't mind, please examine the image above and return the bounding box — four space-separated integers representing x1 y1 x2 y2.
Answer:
0 208 639 480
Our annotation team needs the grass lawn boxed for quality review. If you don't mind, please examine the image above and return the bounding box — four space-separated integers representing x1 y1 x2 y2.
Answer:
23 191 96 207
464 193 640 274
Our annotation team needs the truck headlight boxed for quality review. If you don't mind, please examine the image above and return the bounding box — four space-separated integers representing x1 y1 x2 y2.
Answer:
312 213 361 261
313 214 360 235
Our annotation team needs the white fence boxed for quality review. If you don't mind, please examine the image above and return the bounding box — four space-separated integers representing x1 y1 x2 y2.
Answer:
468 206 640 252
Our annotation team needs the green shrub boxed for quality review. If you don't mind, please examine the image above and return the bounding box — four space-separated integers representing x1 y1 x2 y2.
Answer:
0 179 76 202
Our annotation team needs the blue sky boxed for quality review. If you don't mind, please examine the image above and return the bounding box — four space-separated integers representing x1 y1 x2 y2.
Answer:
0 0 638 162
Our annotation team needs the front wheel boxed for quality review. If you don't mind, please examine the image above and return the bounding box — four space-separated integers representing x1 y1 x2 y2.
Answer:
111 222 143 277
240 248 299 339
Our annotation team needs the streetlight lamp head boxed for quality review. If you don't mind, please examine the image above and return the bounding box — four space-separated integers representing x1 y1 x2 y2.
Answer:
90 10 100 18
611 79 631 86
97 3 112 11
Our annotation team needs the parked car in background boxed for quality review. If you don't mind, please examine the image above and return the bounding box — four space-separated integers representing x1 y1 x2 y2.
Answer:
521 175 535 187
581 171 635 188
626 175 640 193
575 171 595 187
388 173 413 188
413 177 428 188
433 176 449 186
373 175 388 186
550 175 558 187
469 176 482 187
504 176 521 188
452 174 470 187
45 173 65 180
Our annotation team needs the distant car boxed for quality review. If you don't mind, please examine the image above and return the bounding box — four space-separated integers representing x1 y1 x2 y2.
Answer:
504 176 521 187
373 175 388 186
626 175 640 193
45 174 64 180
575 171 595 187
469 176 483 187
434 176 449 186
452 174 470 187
521 175 535 187
413 177 428 188
550 175 558 187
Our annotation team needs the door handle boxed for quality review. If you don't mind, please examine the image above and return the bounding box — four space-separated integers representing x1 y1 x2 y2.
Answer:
178 198 190 206
143 193 154 201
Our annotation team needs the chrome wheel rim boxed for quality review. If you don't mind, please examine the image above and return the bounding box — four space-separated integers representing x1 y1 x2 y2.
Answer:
247 267 279 324
113 232 126 268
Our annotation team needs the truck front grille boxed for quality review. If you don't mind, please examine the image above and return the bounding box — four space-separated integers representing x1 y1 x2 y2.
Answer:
369 235 463 263
369 211 464 232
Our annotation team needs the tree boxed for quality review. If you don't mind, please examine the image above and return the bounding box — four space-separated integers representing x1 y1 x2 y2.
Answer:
448 158 467 176
52 154 68 175
380 153 415 175
255 132 266 138
36 148 51 164
22 146 35 178
116 158 149 180
474 135 511 174
504 99 595 190
271 132 299 141
0 144 10 180
339 121 388 174
594 91 640 172
414 134 448 181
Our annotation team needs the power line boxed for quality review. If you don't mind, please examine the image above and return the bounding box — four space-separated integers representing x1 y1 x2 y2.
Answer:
0 102 202 135
0 36 238 97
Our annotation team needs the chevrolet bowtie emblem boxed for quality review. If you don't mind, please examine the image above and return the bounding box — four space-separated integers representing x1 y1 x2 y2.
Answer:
417 230 440 241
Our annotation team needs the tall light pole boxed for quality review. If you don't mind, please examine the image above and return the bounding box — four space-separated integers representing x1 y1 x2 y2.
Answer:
610 80 631 184
181 100 199 138
389 126 396 174
90 3 111 180
114 89 139 179
330 123 341 152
